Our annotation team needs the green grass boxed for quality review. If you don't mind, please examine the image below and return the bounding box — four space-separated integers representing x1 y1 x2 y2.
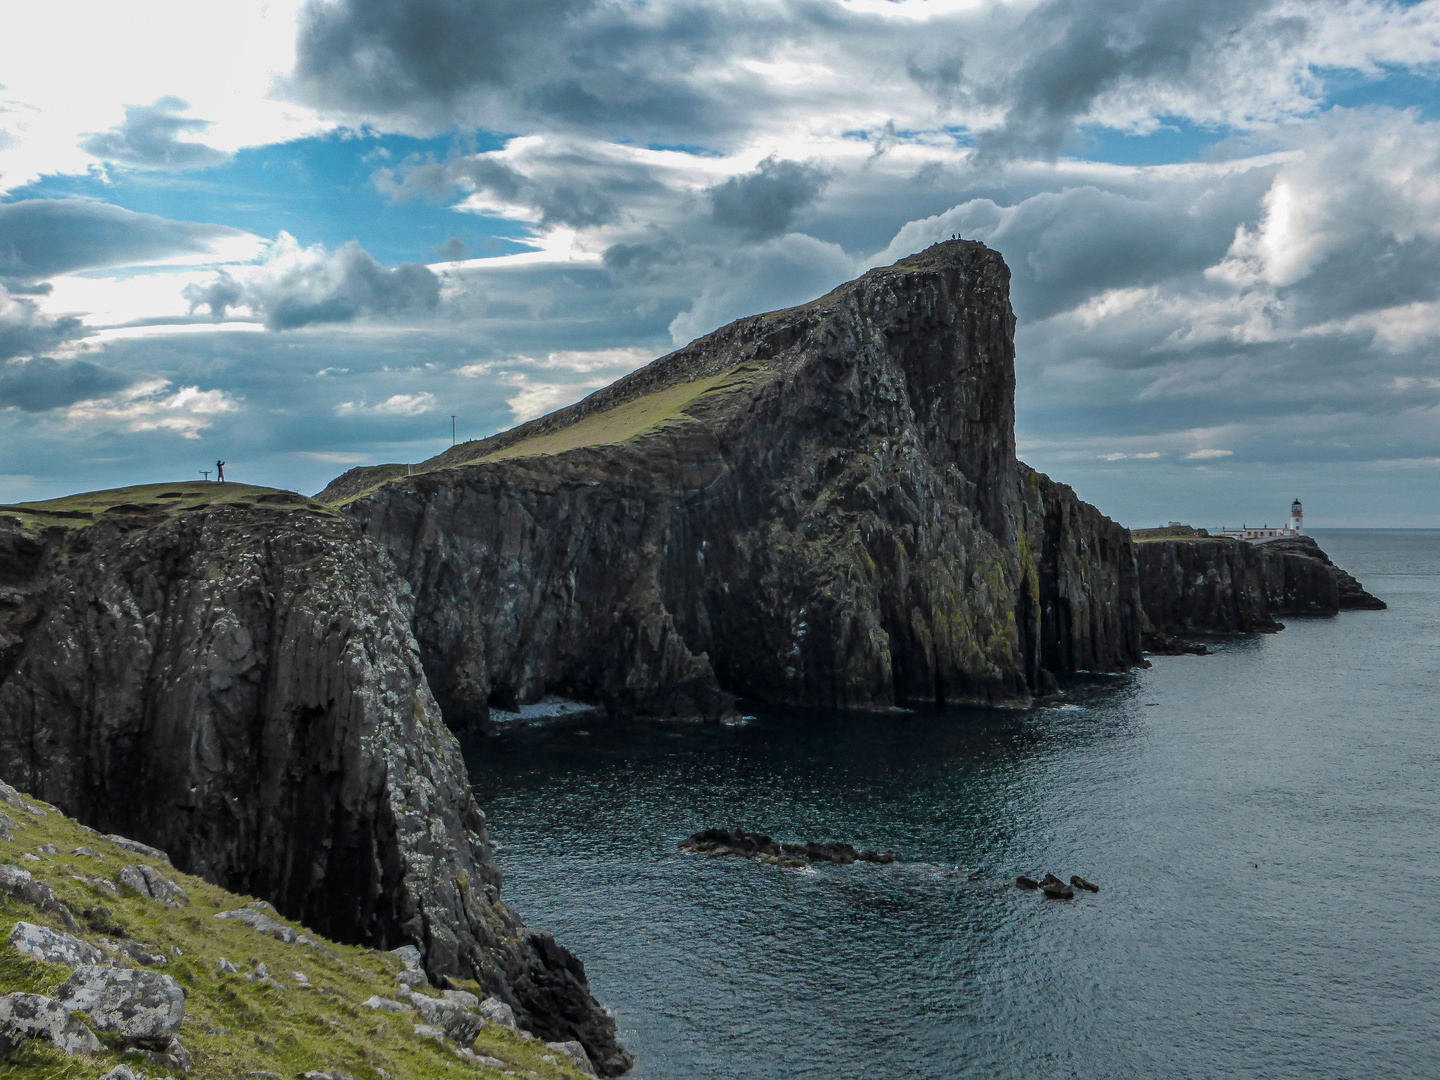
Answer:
464 372 736 465
0 483 340 536
0 790 588 1079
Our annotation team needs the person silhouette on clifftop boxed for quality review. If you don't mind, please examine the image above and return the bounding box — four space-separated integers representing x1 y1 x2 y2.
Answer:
216 460 225 482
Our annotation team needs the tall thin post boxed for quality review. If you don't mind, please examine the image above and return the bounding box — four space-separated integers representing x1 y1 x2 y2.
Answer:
451 415 456 446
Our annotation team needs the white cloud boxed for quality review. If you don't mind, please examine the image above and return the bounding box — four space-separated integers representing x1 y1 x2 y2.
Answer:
66 379 236 438
334 392 437 417
1185 448 1234 459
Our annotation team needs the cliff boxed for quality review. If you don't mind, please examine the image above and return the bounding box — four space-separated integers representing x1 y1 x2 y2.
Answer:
323 241 1145 725
1136 533 1384 639
0 484 630 1075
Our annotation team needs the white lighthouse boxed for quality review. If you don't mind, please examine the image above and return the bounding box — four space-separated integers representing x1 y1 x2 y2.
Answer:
1290 498 1303 534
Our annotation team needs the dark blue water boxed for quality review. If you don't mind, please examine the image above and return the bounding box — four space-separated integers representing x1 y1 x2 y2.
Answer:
464 530 1440 1079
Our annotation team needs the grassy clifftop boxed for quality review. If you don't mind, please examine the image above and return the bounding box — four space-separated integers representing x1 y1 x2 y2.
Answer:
0 783 592 1080
0 483 340 536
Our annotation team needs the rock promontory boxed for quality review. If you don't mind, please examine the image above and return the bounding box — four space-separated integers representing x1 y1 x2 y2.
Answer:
323 241 1146 725
1135 533 1384 639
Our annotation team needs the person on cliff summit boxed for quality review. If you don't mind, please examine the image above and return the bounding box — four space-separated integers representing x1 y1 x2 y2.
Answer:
216 460 225 482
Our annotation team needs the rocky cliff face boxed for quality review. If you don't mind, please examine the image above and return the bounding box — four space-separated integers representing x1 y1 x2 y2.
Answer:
1136 534 1384 638
327 242 1145 724
0 494 630 1075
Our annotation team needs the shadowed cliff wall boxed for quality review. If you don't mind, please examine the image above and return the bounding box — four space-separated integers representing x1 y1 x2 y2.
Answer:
0 501 630 1075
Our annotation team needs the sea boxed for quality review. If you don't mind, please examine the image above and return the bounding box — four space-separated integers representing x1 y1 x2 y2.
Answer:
462 530 1440 1080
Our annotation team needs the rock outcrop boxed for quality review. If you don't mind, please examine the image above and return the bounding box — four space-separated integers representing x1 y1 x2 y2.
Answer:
0 490 629 1075
326 241 1145 725
1136 533 1384 639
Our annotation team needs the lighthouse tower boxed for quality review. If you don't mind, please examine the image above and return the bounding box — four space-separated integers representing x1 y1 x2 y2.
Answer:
1290 499 1303 535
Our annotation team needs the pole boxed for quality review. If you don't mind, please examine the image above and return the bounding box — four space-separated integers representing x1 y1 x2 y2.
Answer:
451 415 456 446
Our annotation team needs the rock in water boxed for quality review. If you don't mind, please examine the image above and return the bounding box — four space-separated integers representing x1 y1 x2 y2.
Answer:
1039 874 1074 900
326 241 1145 725
0 501 629 1075
1015 876 1039 890
1070 875 1099 893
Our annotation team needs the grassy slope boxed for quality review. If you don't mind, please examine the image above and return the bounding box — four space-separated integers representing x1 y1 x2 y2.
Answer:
318 369 753 509
0 483 342 537
0 788 589 1080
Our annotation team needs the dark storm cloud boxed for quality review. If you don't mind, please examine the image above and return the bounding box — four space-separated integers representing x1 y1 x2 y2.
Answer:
279 0 1408 157
0 284 87 361
286 0 807 140
971 0 1298 159
0 200 246 280
0 357 133 411
374 140 670 229
184 241 440 330
708 158 829 240
80 96 230 171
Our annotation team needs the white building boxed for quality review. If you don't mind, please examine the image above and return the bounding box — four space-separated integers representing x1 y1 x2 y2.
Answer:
1220 500 1303 543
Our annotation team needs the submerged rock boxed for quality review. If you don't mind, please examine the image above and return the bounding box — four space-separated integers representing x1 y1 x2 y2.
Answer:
680 829 897 867
1015 876 1039 890
1039 874 1074 900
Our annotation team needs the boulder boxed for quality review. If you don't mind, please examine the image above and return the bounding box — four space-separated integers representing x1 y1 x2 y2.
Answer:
100 1067 139 1080
406 991 484 1045
214 907 296 943
1015 876 1039 890
0 991 102 1056
0 781 44 817
442 989 479 1009
0 865 81 930
548 1039 599 1076
119 865 189 906
0 812 15 840
1070 875 1099 893
8 920 103 965
361 996 414 1014
56 965 185 1040
480 996 518 1029
105 834 172 866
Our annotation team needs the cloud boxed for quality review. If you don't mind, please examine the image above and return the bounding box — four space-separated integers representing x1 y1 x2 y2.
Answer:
667 233 857 344
184 233 440 330
0 199 253 281
1186 448 1234 459
708 157 828 240
79 96 230 171
0 356 134 411
0 283 87 360
375 137 674 230
281 0 1440 155
436 237 469 260
65 379 237 439
334 392 436 416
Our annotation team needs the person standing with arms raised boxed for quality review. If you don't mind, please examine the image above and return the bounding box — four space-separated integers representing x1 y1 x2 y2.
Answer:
216 459 225 482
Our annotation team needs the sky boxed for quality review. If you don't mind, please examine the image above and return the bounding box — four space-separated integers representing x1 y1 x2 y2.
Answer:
2 1 1440 527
